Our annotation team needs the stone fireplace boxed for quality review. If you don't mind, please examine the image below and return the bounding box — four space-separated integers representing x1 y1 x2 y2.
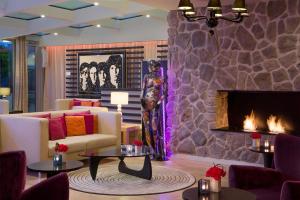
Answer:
215 90 300 135
167 0 300 163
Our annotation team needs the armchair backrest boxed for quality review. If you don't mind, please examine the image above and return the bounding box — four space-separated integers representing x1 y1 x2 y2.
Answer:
0 151 26 200
274 134 300 180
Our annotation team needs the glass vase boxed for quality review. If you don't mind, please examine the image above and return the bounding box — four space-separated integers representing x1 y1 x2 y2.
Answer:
209 177 221 193
53 153 63 167
252 138 260 148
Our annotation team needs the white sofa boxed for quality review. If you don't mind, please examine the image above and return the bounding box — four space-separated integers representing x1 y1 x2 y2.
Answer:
0 109 121 164
55 98 108 112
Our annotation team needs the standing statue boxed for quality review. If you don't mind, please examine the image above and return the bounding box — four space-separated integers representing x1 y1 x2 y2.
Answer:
141 60 166 160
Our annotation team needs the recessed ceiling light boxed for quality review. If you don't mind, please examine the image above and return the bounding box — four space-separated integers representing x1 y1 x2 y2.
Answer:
54 32 58 36
146 14 151 18
94 2 99 6
40 14 46 18
96 24 101 28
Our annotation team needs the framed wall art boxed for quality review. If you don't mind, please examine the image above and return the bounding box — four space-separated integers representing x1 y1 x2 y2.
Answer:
78 51 126 93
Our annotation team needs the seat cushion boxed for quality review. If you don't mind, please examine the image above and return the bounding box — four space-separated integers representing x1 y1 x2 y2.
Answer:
48 137 86 156
247 185 281 200
84 134 117 150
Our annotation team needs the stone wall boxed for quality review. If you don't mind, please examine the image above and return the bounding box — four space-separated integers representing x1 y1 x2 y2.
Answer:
167 0 300 163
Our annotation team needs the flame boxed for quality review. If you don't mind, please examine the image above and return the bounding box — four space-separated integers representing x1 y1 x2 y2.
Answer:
243 110 257 131
267 115 285 133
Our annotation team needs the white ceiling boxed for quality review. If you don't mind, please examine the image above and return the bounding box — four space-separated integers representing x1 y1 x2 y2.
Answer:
0 0 172 43
0 0 253 45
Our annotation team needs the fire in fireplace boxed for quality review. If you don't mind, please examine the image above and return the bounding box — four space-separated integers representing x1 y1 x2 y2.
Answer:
215 90 299 135
242 110 285 133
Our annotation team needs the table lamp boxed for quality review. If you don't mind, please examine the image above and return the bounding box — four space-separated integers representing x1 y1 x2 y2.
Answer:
111 92 129 119
0 87 10 99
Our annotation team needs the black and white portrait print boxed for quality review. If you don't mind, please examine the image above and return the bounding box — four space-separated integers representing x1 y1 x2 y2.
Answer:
78 52 125 93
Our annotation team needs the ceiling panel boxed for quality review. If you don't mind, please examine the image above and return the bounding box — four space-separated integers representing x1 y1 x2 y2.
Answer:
50 0 94 11
5 12 40 20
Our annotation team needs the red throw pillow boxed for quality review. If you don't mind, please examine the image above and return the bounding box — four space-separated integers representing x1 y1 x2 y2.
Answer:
73 99 81 106
83 115 94 134
31 113 51 119
92 101 101 107
49 117 66 140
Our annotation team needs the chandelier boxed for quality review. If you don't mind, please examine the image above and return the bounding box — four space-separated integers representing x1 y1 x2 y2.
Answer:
177 0 248 28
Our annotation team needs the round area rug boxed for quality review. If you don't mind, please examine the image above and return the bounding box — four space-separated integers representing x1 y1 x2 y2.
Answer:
68 165 195 195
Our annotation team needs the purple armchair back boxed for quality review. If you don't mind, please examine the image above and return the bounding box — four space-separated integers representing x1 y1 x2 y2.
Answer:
274 134 300 180
20 173 69 200
0 151 26 200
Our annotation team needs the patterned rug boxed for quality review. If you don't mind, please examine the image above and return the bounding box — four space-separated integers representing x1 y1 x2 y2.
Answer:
68 165 195 195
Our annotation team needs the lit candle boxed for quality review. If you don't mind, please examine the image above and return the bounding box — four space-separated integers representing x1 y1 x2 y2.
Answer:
264 140 270 148
198 179 210 195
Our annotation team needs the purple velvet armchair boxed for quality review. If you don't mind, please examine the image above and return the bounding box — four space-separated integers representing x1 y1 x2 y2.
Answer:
229 134 300 200
0 151 69 200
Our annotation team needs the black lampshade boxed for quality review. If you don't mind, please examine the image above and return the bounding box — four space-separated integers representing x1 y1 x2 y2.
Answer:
207 0 222 11
232 0 247 12
178 0 193 10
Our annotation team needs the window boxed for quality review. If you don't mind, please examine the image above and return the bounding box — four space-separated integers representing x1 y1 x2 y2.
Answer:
0 40 14 111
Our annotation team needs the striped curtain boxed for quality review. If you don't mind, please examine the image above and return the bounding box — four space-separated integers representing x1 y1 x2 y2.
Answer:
13 36 28 112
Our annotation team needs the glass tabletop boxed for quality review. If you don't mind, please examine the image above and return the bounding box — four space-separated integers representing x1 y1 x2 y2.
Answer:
79 145 152 158
28 160 84 173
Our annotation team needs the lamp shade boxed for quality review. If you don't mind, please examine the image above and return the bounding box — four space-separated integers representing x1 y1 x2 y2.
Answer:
232 0 247 12
184 3 196 15
178 0 193 10
0 87 10 96
207 0 222 11
111 92 128 105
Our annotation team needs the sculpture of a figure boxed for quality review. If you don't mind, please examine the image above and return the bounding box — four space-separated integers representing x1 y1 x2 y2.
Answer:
141 60 166 160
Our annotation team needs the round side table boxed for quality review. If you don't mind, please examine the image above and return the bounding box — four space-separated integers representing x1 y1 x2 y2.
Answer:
248 146 274 168
28 160 84 178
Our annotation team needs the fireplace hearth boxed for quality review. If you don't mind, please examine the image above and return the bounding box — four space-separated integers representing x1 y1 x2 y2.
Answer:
214 90 300 135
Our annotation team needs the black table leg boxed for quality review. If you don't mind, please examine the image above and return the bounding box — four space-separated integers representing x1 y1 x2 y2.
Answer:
118 155 152 180
89 157 104 181
46 171 60 178
263 153 274 168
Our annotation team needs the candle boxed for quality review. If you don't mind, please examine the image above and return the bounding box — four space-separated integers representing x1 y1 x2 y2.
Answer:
264 140 270 148
198 179 210 194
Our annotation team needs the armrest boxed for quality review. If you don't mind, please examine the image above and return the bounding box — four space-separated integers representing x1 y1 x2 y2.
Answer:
281 181 300 200
229 165 285 189
55 99 72 110
97 111 121 147
0 116 49 164
20 173 69 200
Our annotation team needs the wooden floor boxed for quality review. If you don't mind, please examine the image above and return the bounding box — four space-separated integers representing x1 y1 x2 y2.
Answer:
25 154 260 200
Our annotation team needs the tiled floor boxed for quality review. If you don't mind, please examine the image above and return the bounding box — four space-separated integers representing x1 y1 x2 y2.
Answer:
25 154 262 200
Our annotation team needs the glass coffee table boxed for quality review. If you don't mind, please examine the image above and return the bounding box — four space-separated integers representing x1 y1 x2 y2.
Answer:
80 145 152 181
28 160 84 178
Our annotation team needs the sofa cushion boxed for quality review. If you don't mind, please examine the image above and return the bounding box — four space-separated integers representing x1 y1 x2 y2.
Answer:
48 137 87 156
84 134 117 150
84 115 94 134
30 113 51 119
65 116 86 136
49 117 65 140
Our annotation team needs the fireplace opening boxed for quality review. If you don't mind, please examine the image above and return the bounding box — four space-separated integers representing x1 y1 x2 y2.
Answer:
214 90 300 135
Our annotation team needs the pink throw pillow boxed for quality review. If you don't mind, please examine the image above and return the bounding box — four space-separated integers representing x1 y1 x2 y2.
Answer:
49 117 66 140
83 115 94 134
31 113 51 119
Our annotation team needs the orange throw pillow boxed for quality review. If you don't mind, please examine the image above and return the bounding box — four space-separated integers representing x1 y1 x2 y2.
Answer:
93 115 98 133
65 116 86 136
81 101 93 106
